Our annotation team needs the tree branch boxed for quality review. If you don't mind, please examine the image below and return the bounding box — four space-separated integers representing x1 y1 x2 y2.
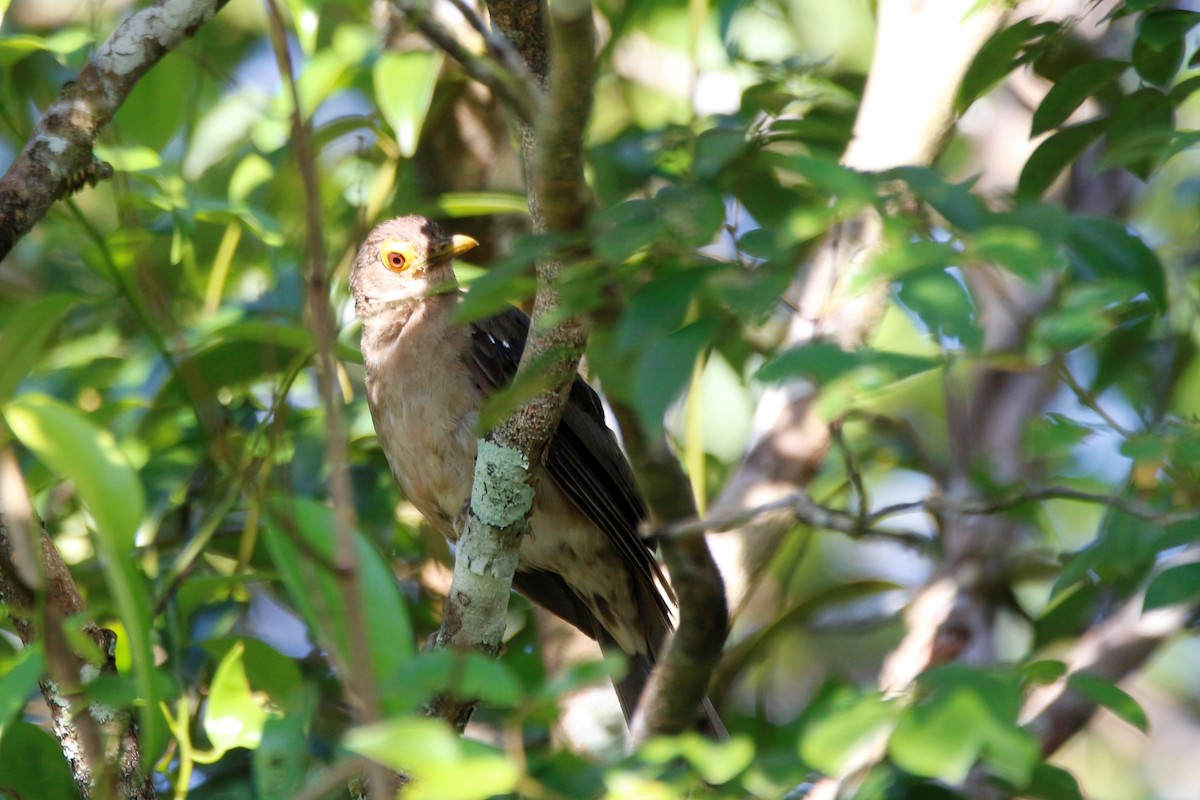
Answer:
1021 570 1198 756
263 4 391 797
0 450 155 800
0 0 230 260
396 0 539 124
706 0 1010 616
427 0 595 730
612 405 728 744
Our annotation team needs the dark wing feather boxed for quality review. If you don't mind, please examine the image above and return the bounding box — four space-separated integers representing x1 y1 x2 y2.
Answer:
468 305 726 736
466 305 673 630
511 568 653 723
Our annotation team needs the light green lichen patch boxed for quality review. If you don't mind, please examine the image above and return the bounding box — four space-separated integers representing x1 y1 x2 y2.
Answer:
470 439 534 528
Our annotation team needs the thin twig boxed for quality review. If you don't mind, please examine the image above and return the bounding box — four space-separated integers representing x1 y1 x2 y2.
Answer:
444 0 534 91
0 0 231 259
396 0 537 123
263 2 387 797
830 420 870 526
1055 360 1136 438
657 485 1200 547
656 491 932 551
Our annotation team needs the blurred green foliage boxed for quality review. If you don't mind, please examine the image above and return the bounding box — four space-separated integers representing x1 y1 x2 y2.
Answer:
2 0 1200 798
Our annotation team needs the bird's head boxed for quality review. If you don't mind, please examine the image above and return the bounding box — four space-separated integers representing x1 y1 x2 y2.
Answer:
349 215 479 317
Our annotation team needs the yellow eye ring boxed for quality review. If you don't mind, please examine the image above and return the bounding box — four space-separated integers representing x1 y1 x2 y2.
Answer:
380 240 418 272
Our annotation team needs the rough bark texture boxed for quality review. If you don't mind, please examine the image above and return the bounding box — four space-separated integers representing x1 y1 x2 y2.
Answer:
428 0 595 730
612 405 728 743
1 452 156 800
0 0 231 260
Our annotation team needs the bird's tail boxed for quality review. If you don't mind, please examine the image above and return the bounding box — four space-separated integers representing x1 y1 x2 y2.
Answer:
607 640 728 739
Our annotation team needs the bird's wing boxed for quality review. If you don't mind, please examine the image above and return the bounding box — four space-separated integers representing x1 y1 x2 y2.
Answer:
465 306 674 621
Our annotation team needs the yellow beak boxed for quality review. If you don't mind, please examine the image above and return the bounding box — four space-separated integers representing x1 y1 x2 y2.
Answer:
431 233 479 263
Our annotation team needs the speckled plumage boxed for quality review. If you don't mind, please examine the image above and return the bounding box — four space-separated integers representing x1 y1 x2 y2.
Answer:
350 215 673 723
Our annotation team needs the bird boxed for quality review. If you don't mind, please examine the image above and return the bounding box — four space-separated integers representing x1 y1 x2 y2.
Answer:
349 214 706 729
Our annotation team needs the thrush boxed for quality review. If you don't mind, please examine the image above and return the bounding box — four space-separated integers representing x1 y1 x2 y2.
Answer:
350 214 684 725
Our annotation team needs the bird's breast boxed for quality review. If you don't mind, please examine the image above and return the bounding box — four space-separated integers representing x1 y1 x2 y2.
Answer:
362 300 481 536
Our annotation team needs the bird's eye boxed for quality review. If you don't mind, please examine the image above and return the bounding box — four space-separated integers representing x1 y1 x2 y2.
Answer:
380 240 416 272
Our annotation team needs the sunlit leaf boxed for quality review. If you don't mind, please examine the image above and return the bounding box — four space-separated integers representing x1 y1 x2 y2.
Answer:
205 641 271 754
641 732 756 785
344 716 520 800
1067 673 1148 732
430 192 530 217
374 50 444 157
93 144 162 173
799 687 899 775
1 394 160 762
889 688 988 783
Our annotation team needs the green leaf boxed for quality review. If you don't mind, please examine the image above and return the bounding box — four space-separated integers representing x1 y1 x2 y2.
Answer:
1024 763 1085 800
1143 563 1200 611
1020 660 1068 685
959 19 1058 113
894 269 982 352
0 294 78 406
1066 217 1165 311
1138 10 1200 48
0 28 90 67
889 689 988 783
0 721 80 800
1023 414 1094 460
1035 579 1099 649
375 50 444 157
429 192 530 217
968 225 1060 282
344 716 520 800
640 733 756 785
1067 673 1148 732
756 343 940 386
1169 74 1200 105
205 641 271 754
799 688 900 775
632 318 718 433
1132 35 1183 87
158 322 359 403
1031 60 1127 136
253 711 310 800
4 395 143 553
1102 88 1175 179
1017 119 1107 200
888 167 988 232
92 144 162 173
655 185 726 247
3 394 161 760
388 651 523 713
0 646 44 737
261 497 415 715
